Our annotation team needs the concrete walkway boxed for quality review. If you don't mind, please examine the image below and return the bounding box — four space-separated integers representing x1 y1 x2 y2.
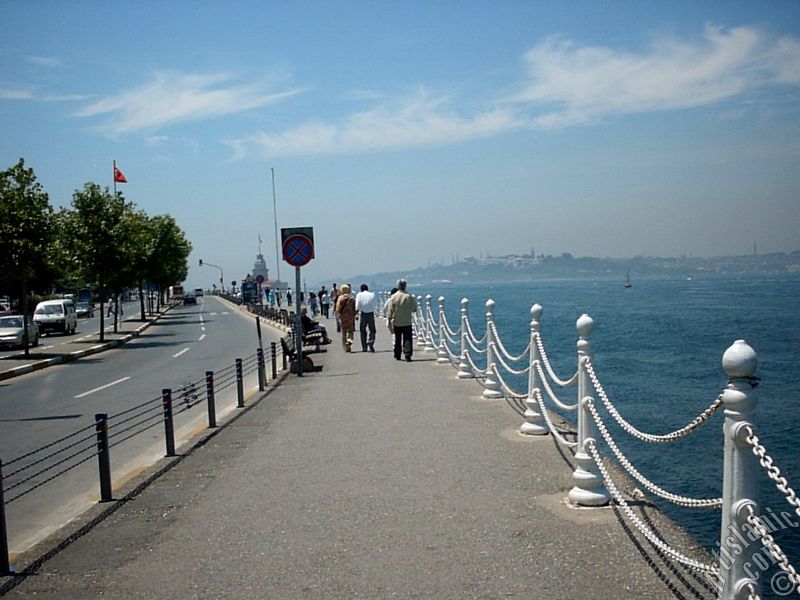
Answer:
1 317 715 599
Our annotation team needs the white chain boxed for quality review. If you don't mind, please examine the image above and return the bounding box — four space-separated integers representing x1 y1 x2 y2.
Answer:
745 505 800 593
440 311 460 337
744 424 800 519
585 358 723 443
490 342 532 376
585 440 717 573
534 333 579 387
534 389 578 448
534 361 578 411
464 316 487 345
746 581 760 600
490 363 527 398
489 322 531 362
464 350 489 377
586 399 722 508
464 332 488 355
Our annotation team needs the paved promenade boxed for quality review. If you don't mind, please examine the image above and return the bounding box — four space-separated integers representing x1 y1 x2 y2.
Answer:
1 317 715 599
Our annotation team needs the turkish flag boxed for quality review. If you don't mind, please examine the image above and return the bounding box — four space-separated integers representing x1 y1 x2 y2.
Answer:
113 165 127 183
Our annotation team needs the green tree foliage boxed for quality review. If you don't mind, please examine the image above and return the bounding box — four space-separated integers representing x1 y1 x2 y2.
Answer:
2 159 193 338
0 159 55 300
146 215 193 296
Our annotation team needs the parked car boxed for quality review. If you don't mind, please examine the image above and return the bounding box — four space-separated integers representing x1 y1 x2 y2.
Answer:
33 299 77 335
76 301 94 318
0 315 39 349
183 294 197 305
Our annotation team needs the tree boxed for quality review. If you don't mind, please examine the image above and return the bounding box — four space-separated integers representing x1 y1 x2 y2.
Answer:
145 215 192 304
61 182 129 342
0 159 55 355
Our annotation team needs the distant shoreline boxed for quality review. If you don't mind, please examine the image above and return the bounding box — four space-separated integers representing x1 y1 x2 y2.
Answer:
344 251 800 288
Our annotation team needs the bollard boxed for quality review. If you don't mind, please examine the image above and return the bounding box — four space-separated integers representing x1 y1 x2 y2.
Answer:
281 340 288 371
436 296 450 364
236 358 245 408
271 342 277 380
520 303 547 435
482 299 503 399
718 340 760 599
0 460 12 575
568 314 610 506
205 371 217 428
457 298 474 379
257 347 266 391
162 388 176 457
95 413 113 502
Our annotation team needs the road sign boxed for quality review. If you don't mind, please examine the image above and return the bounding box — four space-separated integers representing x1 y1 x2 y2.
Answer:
281 227 315 267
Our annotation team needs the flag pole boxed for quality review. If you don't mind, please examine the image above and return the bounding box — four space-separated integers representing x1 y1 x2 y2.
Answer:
271 167 281 285
113 160 117 196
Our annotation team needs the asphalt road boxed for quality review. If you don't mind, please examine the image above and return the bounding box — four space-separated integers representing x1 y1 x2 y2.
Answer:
0 295 286 555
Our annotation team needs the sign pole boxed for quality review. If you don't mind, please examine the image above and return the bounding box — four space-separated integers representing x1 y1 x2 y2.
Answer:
281 226 315 378
295 266 303 376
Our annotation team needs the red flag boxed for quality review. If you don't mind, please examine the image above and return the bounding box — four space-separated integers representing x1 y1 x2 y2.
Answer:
114 165 127 183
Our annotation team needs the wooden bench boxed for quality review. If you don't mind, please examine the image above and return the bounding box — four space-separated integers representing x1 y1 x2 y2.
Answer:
281 337 315 374
302 330 324 351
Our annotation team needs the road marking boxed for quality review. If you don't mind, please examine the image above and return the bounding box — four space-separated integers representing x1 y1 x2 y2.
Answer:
42 345 55 350
198 334 206 341
173 347 190 358
75 376 131 399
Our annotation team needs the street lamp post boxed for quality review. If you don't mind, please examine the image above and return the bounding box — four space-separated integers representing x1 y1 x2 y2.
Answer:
199 259 224 293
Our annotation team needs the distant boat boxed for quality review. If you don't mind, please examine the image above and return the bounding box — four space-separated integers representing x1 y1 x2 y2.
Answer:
686 275 694 282
624 273 632 288
432 279 453 285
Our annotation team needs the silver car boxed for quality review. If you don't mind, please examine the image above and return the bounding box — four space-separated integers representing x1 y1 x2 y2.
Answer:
0 315 39 349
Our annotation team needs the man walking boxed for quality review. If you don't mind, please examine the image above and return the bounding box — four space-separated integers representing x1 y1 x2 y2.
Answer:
355 284 378 352
386 278 418 362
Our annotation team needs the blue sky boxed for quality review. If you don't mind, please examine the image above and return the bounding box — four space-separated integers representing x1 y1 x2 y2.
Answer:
2 1 800 289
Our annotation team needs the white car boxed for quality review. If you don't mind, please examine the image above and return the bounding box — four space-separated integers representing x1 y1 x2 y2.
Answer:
33 299 77 335
0 315 39 349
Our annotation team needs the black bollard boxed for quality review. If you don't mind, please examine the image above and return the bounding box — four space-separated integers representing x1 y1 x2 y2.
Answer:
162 389 176 457
257 348 266 391
236 358 245 408
95 413 113 502
205 371 217 428
0 460 12 575
271 342 278 380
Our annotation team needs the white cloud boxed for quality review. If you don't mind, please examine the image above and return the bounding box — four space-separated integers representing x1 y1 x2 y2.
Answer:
73 71 303 137
27 55 64 68
225 91 523 158
508 24 800 126
0 86 34 100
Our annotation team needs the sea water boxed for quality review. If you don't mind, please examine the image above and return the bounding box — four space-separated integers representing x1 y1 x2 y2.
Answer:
414 275 800 596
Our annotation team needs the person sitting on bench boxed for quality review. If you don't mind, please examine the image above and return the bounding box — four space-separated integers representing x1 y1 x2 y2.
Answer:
301 307 332 344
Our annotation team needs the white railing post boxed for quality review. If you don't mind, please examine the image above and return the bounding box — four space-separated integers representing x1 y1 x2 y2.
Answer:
424 295 436 353
520 303 547 435
482 299 503 399
568 314 610 506
457 298 474 379
718 340 760 600
415 295 425 346
436 296 450 364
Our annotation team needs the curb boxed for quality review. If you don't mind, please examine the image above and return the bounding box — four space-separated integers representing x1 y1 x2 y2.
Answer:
0 311 167 382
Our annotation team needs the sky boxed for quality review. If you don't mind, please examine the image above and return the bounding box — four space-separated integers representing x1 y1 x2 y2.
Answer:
2 1 800 289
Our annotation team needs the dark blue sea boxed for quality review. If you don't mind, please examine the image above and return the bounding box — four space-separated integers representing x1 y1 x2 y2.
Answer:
414 274 800 596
